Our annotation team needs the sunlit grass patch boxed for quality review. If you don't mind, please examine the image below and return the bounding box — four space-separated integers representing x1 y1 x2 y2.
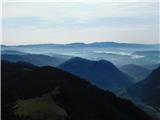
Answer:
14 87 67 120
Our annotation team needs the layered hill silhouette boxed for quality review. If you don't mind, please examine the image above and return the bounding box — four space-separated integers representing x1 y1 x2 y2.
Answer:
120 64 151 82
127 66 160 107
2 60 153 120
1 53 67 67
2 42 159 48
133 50 160 57
1 50 26 55
59 57 133 92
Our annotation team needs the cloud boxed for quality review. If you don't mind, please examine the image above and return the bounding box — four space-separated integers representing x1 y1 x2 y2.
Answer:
2 2 159 45
3 2 158 27
3 2 157 19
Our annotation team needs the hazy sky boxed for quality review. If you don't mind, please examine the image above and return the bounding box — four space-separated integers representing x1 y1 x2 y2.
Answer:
2 1 159 45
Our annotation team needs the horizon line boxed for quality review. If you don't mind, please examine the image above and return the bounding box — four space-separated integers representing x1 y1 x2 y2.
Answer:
1 41 160 46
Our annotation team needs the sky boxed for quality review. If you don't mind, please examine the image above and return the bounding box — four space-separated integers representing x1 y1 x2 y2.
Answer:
2 1 159 45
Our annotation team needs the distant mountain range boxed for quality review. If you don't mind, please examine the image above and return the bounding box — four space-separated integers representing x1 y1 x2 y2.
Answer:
1 42 159 48
127 66 160 107
2 60 153 120
59 57 134 92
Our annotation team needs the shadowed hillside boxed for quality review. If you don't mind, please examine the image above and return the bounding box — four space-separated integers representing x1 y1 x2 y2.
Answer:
59 57 133 92
127 66 160 107
2 60 153 120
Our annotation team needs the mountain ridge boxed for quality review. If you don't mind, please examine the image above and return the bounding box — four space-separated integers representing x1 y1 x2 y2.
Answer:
2 41 159 48
59 57 134 92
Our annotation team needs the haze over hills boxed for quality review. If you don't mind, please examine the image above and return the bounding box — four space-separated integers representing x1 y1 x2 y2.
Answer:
1 50 26 55
143 64 160 71
2 42 159 67
127 66 160 107
120 64 151 82
133 51 160 56
59 57 134 92
2 60 153 120
1 50 70 67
